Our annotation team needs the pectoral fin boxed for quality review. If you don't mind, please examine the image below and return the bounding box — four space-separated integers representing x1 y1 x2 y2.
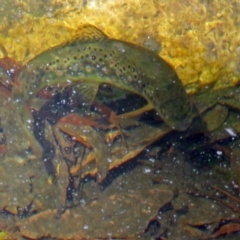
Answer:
70 82 99 108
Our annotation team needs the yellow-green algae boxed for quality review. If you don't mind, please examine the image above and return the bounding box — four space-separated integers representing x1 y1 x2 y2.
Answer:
0 231 13 240
0 0 240 93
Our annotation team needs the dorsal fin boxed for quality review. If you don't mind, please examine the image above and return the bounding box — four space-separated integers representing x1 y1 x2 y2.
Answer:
75 25 109 41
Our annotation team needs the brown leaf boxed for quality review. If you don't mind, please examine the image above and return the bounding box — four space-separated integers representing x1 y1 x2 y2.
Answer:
210 223 240 238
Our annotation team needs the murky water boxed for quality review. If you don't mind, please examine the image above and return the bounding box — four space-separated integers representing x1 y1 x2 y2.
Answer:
0 1 240 239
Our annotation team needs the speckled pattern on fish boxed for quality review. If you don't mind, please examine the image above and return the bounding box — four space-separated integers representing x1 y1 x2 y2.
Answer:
13 25 198 131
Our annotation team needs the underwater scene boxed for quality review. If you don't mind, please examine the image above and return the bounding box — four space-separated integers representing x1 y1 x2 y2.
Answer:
1 0 240 239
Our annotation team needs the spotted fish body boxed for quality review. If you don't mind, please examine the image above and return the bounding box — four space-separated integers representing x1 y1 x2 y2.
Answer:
14 25 197 131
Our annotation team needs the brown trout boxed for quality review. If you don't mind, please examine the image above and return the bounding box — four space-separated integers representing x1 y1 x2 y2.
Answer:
13 25 197 131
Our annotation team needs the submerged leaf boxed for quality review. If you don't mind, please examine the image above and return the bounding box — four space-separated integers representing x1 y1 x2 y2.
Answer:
210 222 240 239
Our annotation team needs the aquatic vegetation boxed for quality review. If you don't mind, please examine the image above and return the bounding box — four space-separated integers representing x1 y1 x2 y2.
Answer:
1 1 240 92
0 1 240 236
2 54 240 237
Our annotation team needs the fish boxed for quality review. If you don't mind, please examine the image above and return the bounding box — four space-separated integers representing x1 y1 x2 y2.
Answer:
13 25 198 131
